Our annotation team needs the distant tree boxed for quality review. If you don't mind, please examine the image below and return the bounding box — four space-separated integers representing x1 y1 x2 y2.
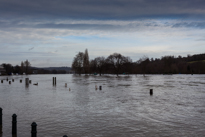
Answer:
138 56 149 76
24 60 31 74
20 61 25 74
52 69 57 74
94 56 106 76
161 56 175 74
106 53 129 76
122 56 133 74
72 52 84 75
14 65 21 74
89 59 97 74
2 63 13 75
83 49 90 74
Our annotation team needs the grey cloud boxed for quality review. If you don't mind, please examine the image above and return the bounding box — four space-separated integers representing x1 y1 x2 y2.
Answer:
196 38 205 41
1 0 205 32
0 0 205 20
1 20 205 31
0 21 145 31
172 22 205 29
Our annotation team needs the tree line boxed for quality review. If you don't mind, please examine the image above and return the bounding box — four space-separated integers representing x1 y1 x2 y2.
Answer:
1 51 204 75
72 50 205 75
1 60 69 75
1 60 31 75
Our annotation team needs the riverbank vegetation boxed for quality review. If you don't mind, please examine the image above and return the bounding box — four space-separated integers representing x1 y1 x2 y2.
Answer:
1 52 205 75
72 50 205 75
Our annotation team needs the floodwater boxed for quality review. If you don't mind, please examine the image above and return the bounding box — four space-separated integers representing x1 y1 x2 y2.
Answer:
0 74 205 137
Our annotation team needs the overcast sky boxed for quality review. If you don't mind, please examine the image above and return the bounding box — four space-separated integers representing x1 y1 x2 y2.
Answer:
0 0 205 67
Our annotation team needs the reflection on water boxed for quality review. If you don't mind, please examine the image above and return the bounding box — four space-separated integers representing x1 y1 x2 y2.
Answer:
0 74 205 137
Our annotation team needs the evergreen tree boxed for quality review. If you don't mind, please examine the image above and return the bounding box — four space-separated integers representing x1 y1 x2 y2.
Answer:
83 49 90 74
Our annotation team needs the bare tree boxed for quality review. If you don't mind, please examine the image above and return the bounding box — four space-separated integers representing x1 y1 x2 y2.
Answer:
24 60 31 74
21 61 24 74
89 59 97 74
106 53 128 76
83 49 90 74
94 56 106 76
72 52 84 75
138 55 149 76
122 56 133 74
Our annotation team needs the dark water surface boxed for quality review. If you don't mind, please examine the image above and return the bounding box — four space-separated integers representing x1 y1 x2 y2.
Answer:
0 74 205 137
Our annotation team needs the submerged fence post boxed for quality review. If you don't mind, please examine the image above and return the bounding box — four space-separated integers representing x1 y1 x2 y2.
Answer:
20 80 22 83
0 108 2 126
53 77 55 85
52 77 56 86
1 80 3 83
12 79 14 82
63 135 68 137
150 89 153 95
7 78 8 81
29 80 32 84
0 108 2 134
12 114 17 135
25 78 29 86
9 81 11 84
31 122 37 137
99 86 102 90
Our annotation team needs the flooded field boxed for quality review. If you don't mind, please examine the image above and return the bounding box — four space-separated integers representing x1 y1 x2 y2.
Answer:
0 74 205 137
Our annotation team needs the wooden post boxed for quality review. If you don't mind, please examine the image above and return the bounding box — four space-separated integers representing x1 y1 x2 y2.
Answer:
52 77 56 85
29 80 32 84
1 80 3 83
12 114 17 135
53 77 55 85
31 122 37 137
25 78 29 86
0 108 2 126
150 89 153 95
9 81 11 84
6 78 8 81
65 83 67 87
63 135 68 137
12 79 14 82
20 80 22 83
0 107 2 134
99 86 102 90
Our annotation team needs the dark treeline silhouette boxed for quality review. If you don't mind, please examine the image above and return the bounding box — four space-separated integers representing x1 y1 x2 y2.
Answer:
72 50 205 75
1 52 204 75
1 60 31 75
134 54 205 74
35 69 67 74
0 60 69 75
72 50 132 76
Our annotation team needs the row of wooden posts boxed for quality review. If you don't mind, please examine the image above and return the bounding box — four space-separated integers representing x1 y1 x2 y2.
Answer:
1 77 53 86
0 78 30 85
1 78 153 95
0 108 68 137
